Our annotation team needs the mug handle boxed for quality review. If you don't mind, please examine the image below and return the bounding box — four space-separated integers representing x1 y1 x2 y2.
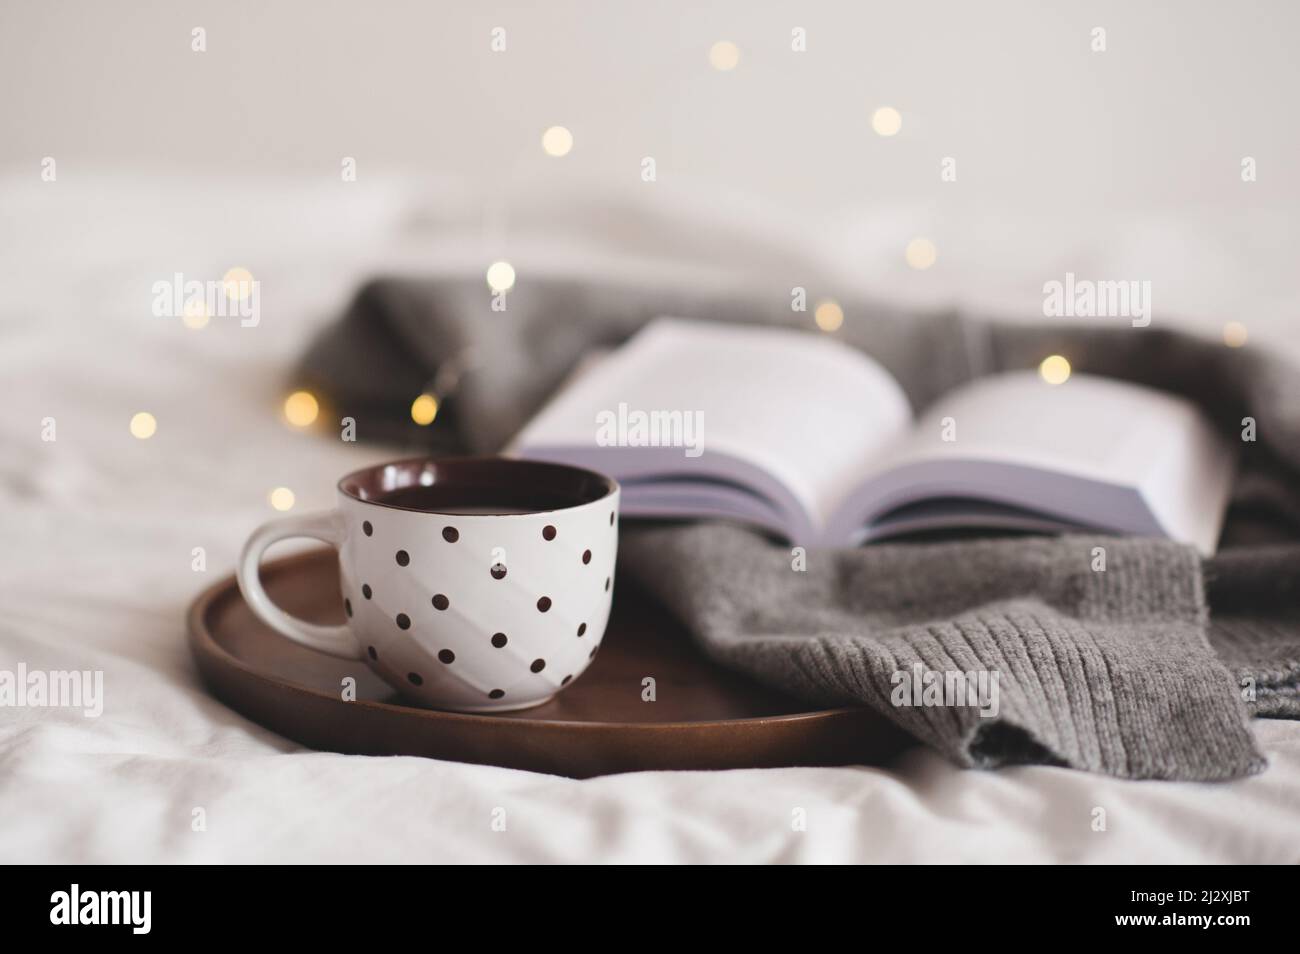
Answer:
236 510 363 659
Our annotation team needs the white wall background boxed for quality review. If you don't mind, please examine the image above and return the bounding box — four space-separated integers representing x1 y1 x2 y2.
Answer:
2 0 1298 342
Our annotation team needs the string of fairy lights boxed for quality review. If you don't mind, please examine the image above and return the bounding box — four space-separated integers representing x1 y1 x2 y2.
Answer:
125 38 1255 515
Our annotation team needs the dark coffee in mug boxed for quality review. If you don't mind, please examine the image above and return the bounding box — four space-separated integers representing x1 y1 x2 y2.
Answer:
373 485 575 514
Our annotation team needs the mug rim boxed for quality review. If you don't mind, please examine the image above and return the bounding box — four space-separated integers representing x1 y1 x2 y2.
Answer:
336 455 619 517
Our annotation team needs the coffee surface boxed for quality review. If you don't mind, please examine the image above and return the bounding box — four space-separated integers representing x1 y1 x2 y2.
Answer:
374 484 577 514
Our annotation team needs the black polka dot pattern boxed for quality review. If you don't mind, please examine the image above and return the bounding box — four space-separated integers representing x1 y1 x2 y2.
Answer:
353 511 614 697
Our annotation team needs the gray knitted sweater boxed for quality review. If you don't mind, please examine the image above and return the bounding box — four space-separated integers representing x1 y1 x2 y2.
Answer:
298 277 1300 780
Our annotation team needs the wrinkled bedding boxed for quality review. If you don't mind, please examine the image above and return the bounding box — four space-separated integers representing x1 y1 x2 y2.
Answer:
2 176 1297 863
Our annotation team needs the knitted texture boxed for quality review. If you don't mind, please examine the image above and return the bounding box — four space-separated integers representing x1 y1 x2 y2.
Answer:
620 525 1263 779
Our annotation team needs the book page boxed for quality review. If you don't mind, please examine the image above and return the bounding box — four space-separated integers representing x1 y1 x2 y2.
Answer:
511 317 913 535
846 370 1235 553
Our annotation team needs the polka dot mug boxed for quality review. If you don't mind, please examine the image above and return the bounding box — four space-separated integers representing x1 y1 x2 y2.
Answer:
238 457 619 712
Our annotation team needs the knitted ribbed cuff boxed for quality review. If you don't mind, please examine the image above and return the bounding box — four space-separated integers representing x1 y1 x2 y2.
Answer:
622 524 1266 781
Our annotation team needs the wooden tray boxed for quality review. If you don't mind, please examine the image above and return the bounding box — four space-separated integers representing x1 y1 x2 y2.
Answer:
188 548 906 777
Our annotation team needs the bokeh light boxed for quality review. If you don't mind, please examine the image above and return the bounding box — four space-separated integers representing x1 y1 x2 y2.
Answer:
222 267 254 301
814 300 844 332
411 393 439 426
486 261 516 292
709 41 740 71
872 107 903 137
1039 354 1072 385
182 297 210 330
283 390 319 428
129 412 157 439
905 237 937 270
541 125 573 157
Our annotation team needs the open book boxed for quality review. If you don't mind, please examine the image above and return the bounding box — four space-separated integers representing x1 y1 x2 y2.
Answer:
510 318 1236 554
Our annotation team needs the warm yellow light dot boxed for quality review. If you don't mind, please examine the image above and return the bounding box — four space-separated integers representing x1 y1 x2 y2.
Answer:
709 40 740 71
129 411 157 440
814 300 844 332
222 267 254 301
182 297 210 330
283 390 320 428
541 125 573 157
269 487 296 511
486 261 516 293
410 393 439 426
1039 354 1072 385
872 106 903 137
905 237 937 270
1222 321 1248 348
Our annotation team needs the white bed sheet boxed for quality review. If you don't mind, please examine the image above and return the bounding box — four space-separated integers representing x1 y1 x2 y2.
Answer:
2 175 1298 864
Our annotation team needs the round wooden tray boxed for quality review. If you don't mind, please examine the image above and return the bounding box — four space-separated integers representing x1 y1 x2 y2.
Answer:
187 548 906 777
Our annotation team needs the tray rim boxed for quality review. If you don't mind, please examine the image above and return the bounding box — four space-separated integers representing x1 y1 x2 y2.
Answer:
187 548 867 733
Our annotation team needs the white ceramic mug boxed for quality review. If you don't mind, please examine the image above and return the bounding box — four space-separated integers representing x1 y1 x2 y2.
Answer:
237 457 619 712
